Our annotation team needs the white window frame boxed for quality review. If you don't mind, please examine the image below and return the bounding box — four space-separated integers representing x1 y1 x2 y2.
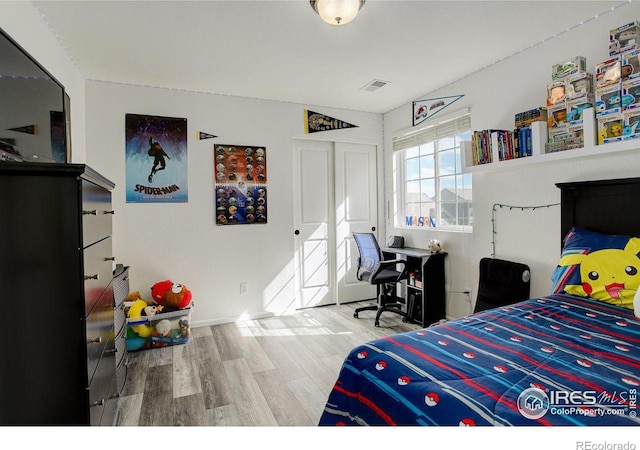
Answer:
392 111 473 232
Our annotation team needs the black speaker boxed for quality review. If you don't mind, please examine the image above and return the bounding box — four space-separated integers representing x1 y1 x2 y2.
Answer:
387 235 404 248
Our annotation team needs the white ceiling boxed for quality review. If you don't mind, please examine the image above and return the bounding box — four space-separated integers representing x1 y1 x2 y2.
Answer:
31 0 626 114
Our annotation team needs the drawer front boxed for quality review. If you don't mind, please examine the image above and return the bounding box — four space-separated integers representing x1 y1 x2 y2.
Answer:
86 286 114 380
88 341 117 426
84 237 113 313
100 375 119 426
82 179 113 247
114 299 126 336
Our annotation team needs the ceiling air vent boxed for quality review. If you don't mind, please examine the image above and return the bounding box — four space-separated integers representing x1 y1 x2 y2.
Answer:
360 79 389 92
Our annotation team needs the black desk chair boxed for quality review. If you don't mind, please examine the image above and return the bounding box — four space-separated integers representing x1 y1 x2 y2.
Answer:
474 257 531 313
352 232 409 327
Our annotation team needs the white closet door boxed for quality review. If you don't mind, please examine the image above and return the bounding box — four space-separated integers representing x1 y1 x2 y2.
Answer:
293 140 335 308
335 142 378 304
293 139 378 309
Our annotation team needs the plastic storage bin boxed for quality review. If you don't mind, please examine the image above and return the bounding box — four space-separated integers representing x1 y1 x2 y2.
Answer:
125 305 192 352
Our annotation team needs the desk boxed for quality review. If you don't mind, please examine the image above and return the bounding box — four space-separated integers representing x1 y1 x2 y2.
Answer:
381 247 447 327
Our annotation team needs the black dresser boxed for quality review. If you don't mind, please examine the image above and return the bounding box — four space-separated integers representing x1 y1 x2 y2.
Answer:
0 162 118 425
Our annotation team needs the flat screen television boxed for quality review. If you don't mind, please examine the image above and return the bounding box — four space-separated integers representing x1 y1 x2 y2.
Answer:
0 27 69 163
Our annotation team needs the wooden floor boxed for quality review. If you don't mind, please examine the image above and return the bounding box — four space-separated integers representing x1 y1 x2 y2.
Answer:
116 301 420 426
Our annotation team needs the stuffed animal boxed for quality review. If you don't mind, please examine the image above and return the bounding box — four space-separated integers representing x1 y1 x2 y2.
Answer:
428 239 443 253
151 280 193 309
634 289 640 319
125 292 161 338
154 319 172 337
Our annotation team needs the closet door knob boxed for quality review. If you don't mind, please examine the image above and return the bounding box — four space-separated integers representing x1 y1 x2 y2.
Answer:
85 274 99 280
83 210 97 215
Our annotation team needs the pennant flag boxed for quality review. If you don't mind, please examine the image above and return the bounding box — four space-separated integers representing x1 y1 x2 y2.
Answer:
198 131 217 140
8 124 38 135
412 95 464 126
304 109 358 134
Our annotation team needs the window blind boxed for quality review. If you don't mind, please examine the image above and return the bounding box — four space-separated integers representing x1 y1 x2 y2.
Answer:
393 113 471 151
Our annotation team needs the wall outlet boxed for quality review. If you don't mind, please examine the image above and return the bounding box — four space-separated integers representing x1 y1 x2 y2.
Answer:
240 282 248 295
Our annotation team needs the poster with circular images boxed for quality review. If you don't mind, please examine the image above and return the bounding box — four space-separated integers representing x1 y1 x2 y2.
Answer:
214 144 267 225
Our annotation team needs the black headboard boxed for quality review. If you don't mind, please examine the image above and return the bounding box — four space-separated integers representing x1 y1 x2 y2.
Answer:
556 177 640 245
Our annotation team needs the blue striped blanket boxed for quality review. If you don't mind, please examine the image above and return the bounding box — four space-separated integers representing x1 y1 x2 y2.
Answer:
318 294 640 426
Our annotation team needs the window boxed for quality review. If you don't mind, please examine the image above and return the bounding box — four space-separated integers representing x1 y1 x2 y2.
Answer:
393 113 472 231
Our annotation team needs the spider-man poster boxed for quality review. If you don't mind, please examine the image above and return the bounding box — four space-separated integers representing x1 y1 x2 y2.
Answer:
125 113 188 203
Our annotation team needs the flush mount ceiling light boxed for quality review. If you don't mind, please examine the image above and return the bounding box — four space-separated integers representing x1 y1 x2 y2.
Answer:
310 0 366 26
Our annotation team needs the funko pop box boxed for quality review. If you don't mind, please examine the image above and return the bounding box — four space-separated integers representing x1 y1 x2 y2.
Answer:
547 80 567 106
596 57 621 90
623 109 640 139
597 115 623 144
622 48 640 80
566 72 593 101
622 77 640 111
610 21 640 56
551 56 586 80
125 305 193 352
595 83 622 117
567 95 594 125
547 104 568 128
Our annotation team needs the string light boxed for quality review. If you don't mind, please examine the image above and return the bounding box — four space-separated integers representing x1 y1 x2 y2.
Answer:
490 202 560 258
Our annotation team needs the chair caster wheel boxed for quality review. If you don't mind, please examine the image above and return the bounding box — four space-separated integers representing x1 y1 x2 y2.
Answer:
354 312 359 318
374 321 380 327
402 317 409 323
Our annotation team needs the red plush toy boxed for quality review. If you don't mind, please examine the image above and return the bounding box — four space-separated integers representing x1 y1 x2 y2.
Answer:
151 280 193 309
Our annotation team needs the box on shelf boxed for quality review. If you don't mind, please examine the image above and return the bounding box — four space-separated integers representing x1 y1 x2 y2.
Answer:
610 21 640 56
548 104 568 129
622 77 640 111
567 95 594 125
621 48 640 80
547 80 567 106
597 115 623 144
125 304 192 352
514 107 547 128
566 72 594 100
596 57 621 90
551 56 586 80
595 84 622 116
623 109 640 140
548 127 570 142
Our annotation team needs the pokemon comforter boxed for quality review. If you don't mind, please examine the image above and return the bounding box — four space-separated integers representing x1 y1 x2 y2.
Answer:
318 294 640 426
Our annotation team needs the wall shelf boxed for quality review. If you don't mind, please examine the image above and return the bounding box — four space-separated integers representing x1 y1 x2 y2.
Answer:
461 108 640 173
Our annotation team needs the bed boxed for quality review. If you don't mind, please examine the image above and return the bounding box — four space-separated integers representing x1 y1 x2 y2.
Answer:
318 177 640 426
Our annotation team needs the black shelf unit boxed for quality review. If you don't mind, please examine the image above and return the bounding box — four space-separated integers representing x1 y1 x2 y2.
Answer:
383 247 447 327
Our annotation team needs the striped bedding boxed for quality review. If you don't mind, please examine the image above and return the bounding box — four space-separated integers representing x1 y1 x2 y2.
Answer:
318 294 640 426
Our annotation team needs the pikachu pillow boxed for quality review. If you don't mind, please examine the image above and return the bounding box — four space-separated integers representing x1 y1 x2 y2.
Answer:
551 227 640 310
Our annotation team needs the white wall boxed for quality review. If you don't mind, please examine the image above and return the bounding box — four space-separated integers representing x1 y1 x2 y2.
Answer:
0 1 386 328
85 82 384 326
383 2 640 318
0 2 87 162
6 1 640 326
